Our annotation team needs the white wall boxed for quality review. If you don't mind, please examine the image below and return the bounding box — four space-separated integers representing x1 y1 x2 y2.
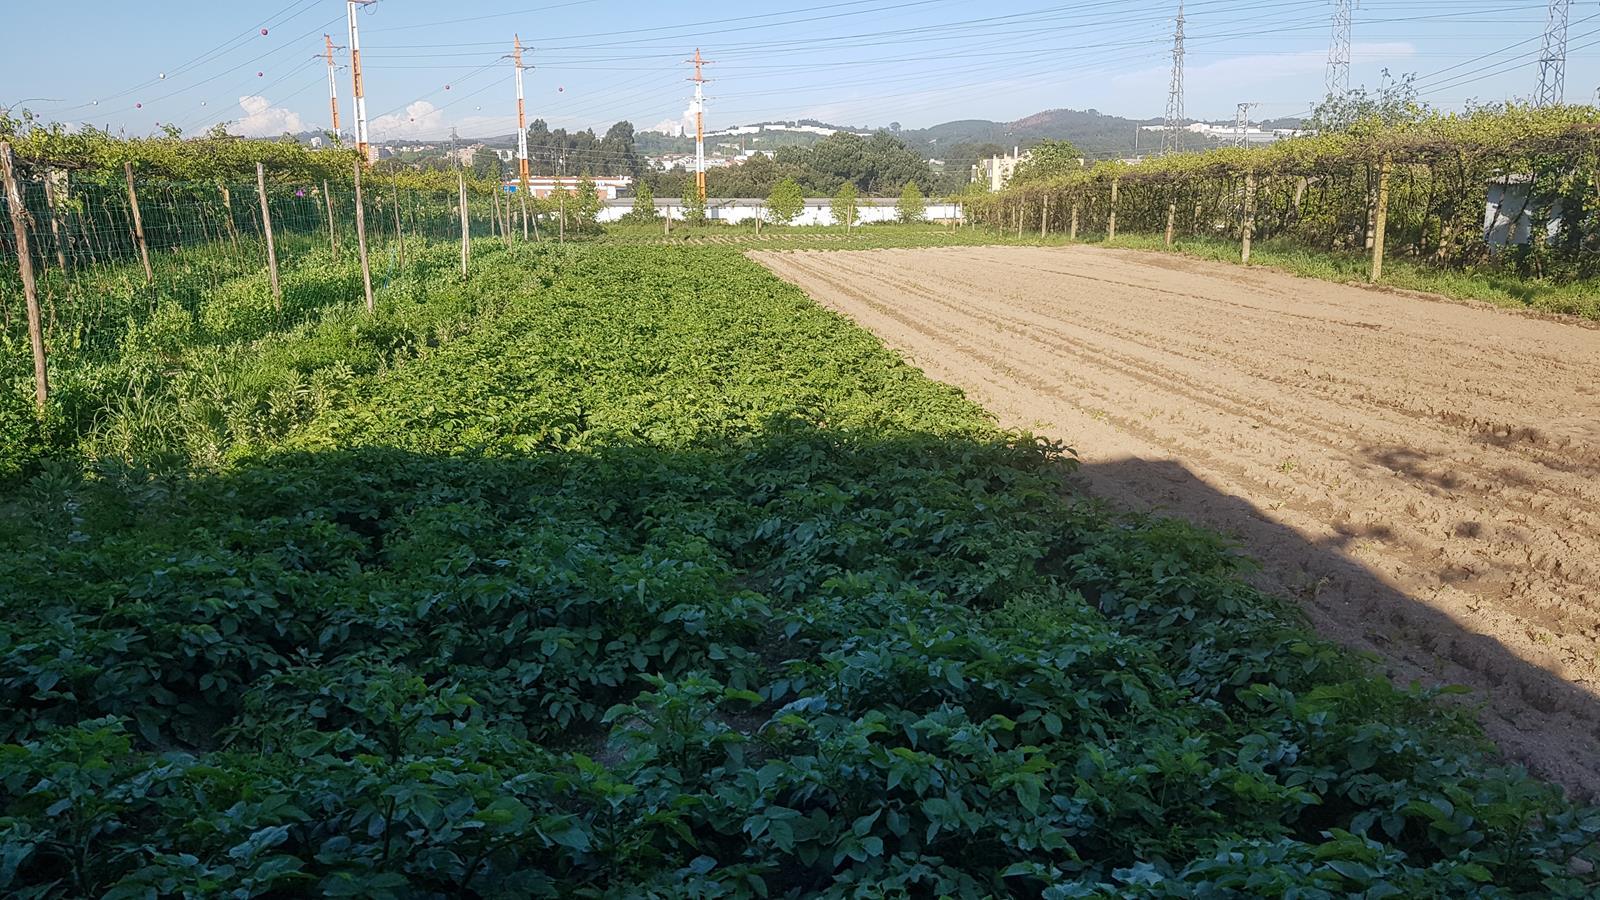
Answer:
597 199 964 225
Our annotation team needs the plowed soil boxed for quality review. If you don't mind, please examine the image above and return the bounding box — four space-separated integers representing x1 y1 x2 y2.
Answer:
753 245 1600 797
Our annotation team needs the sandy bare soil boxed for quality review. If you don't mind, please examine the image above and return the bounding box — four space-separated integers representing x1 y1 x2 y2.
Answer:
754 245 1600 798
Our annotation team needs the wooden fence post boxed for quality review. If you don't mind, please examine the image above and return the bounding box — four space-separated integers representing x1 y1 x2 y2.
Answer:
322 179 338 255
1165 199 1177 247
1040 199 1049 237
520 190 531 240
1240 171 1257 264
220 182 239 251
558 193 566 243
352 158 375 313
255 163 281 307
458 171 470 275
1 143 48 409
1370 159 1391 283
392 180 407 263
42 170 66 269
492 186 510 249
124 162 153 284
1069 201 1079 240
1107 178 1119 240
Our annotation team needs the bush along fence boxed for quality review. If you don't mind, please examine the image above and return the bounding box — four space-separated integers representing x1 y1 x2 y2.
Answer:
0 132 595 413
967 105 1600 284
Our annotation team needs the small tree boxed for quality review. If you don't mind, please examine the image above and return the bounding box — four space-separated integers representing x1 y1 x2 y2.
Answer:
573 176 603 232
766 177 805 225
683 187 708 227
896 182 926 224
622 181 658 223
831 182 859 229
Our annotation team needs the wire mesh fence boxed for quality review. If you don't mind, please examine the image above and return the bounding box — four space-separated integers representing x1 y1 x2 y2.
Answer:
1 154 560 376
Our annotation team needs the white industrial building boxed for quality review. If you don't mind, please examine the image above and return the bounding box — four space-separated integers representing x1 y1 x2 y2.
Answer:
596 197 964 225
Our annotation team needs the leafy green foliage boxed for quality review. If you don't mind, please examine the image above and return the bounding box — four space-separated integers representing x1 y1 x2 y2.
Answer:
567 177 604 234
972 104 1600 287
620 181 659 224
831 182 860 228
0 246 1595 896
1010 139 1085 184
897 182 926 224
765 178 805 225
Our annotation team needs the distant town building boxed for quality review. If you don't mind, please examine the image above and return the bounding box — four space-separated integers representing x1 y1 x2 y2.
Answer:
974 147 1029 191
1138 122 1308 146
649 154 735 172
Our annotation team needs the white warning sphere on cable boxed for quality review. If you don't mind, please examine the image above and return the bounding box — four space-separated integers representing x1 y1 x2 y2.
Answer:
159 72 167 80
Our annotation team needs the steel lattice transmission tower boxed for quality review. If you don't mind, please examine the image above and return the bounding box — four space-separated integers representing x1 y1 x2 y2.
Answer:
1536 0 1572 107
1325 0 1354 97
1161 1 1186 155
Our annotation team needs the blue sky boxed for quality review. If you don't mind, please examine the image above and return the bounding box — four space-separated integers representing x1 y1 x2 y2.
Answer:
6 1 1596 143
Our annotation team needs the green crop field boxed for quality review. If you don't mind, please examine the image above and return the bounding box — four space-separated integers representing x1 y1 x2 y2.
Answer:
1 240 1597 896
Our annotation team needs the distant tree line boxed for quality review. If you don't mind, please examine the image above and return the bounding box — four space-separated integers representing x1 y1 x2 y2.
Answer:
644 130 934 199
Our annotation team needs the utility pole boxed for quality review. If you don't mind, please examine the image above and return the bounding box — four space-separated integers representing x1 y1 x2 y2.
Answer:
689 48 710 201
1326 0 1354 97
513 35 531 197
347 0 376 162
1161 2 1185 155
1536 0 1572 107
1234 102 1258 149
323 34 343 138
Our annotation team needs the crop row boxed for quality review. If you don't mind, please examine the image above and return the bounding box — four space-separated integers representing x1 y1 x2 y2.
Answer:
0 246 1595 896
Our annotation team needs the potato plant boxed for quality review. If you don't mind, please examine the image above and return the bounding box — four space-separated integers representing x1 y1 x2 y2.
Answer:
0 246 1595 897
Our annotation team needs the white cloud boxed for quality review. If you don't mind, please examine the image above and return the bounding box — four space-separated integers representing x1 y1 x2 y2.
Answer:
370 100 447 140
644 103 696 137
232 95 304 137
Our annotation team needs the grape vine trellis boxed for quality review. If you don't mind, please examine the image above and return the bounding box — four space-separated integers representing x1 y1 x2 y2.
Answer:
969 106 1600 282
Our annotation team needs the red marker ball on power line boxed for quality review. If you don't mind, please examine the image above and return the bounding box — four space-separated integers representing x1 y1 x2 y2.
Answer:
257 71 265 77
135 102 143 109
261 28 269 36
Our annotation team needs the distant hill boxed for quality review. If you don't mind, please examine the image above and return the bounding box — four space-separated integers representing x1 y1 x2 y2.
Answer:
898 108 1208 160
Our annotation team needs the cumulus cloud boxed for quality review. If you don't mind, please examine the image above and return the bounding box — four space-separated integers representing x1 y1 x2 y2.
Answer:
370 100 448 140
645 103 697 137
233 95 304 137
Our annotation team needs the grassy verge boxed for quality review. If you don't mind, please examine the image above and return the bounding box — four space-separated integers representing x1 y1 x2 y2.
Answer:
1101 232 1600 320
1 246 1594 896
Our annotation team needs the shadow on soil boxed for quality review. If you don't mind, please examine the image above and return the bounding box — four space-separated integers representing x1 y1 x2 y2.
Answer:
1072 454 1600 800
3 423 1599 892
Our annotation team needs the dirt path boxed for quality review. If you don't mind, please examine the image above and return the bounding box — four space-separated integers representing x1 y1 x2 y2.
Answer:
753 245 1600 797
